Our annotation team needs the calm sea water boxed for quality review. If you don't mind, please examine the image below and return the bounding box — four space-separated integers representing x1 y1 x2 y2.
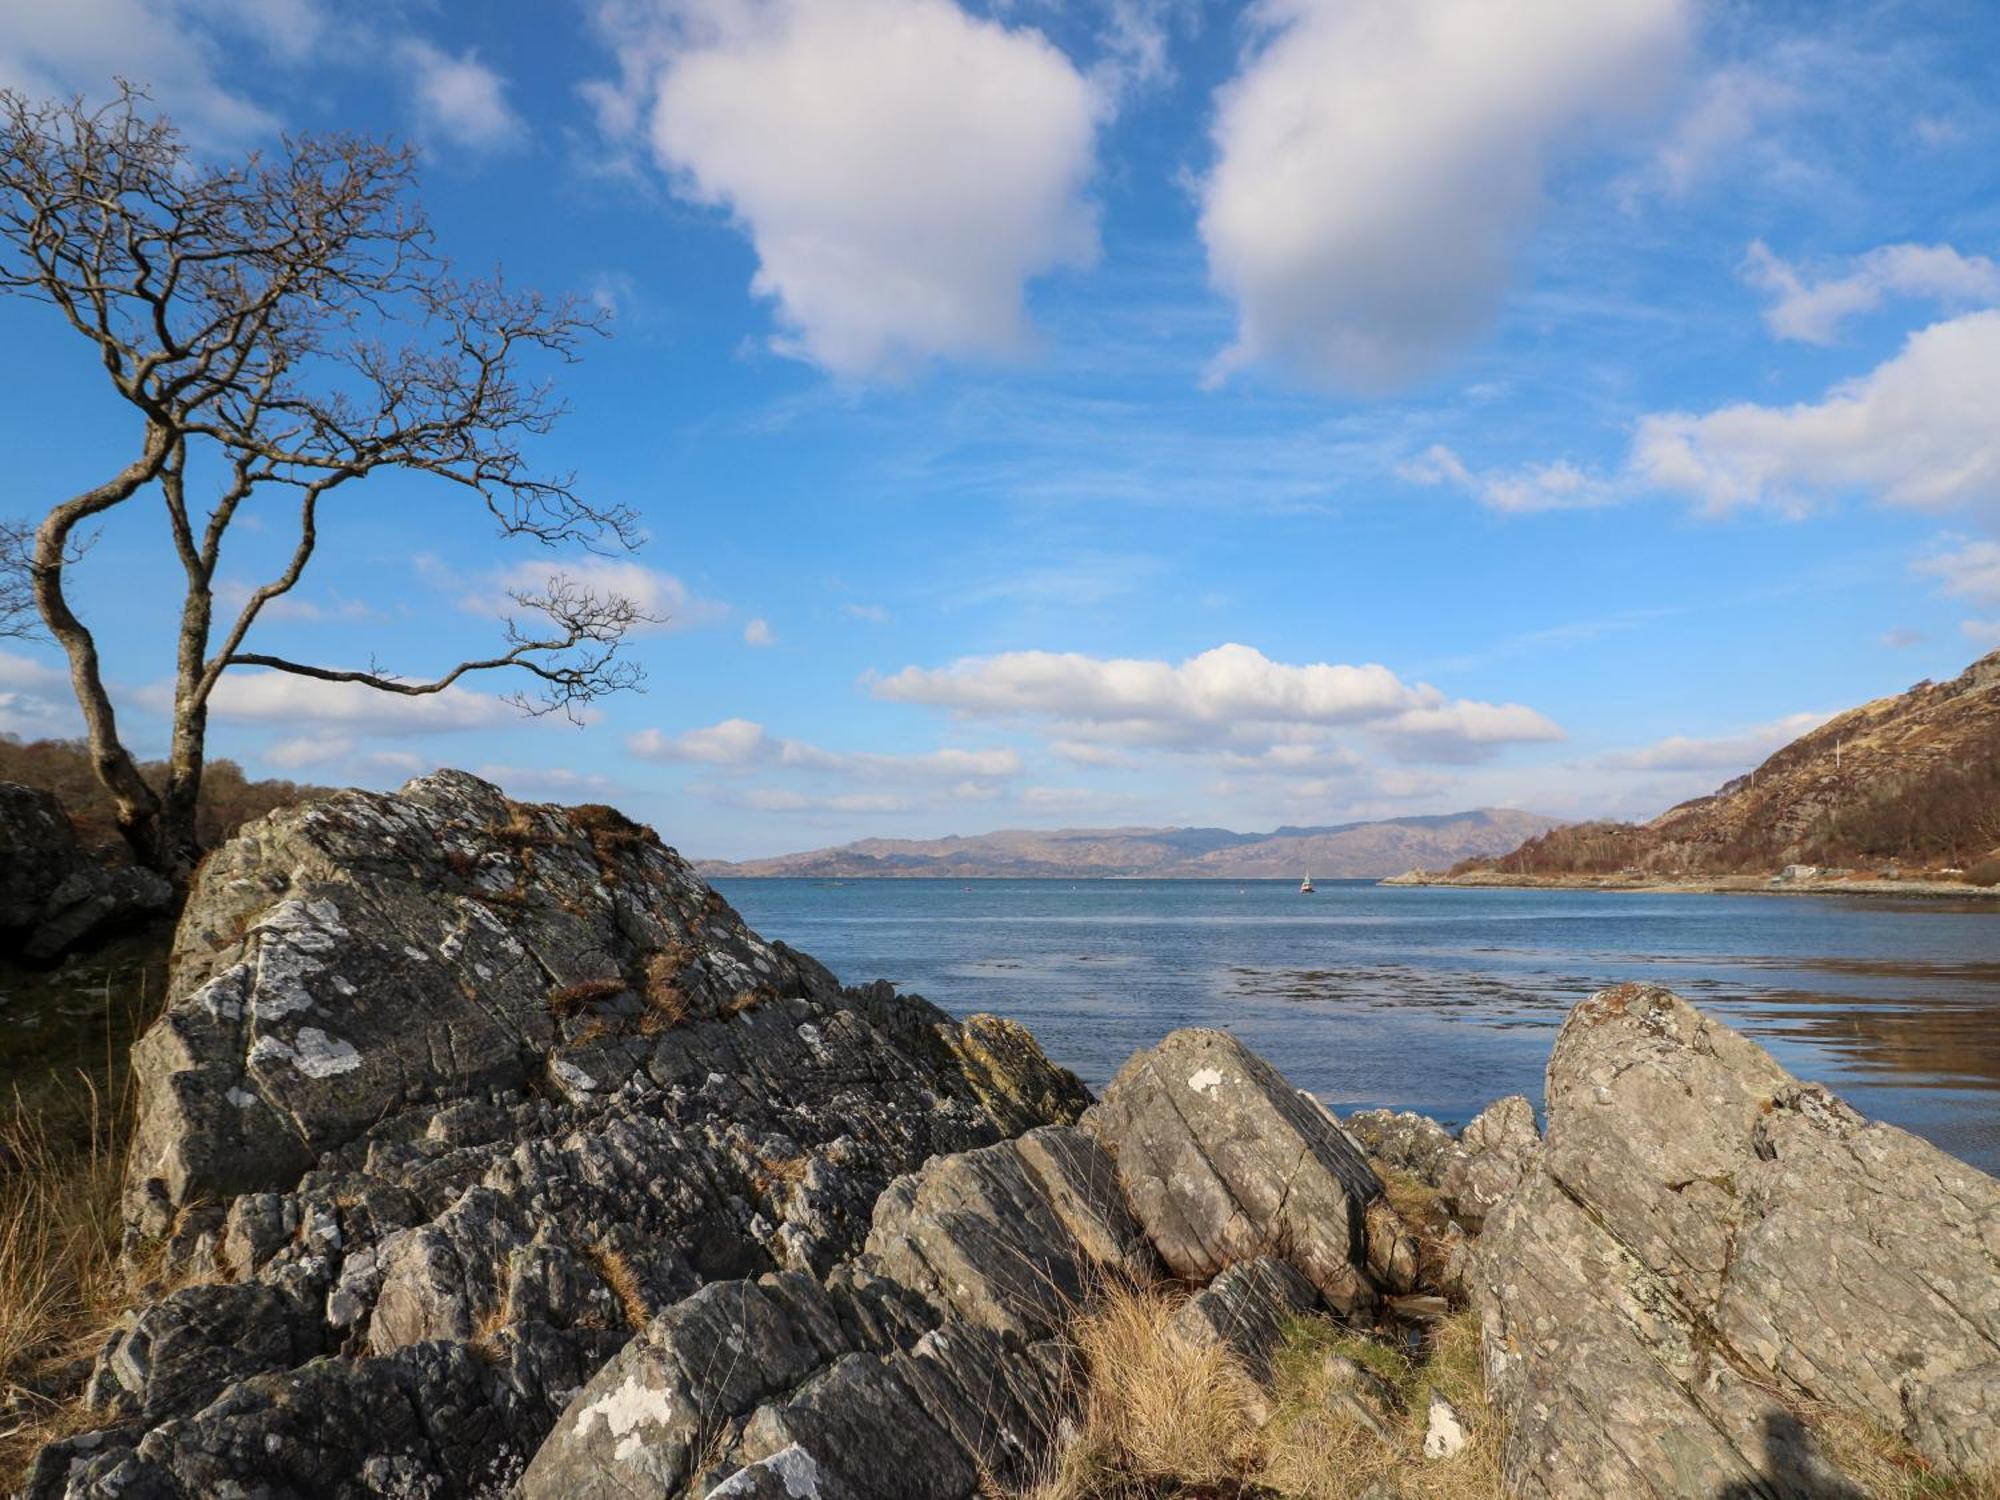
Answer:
712 878 2000 1176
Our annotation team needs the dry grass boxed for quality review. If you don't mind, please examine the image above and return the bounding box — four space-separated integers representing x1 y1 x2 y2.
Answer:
1021 1286 1501 1500
585 1244 650 1332
1027 1284 1264 1498
639 946 690 1035
0 1077 133 1484
546 976 627 1020
0 933 170 1489
1799 1405 2000 1499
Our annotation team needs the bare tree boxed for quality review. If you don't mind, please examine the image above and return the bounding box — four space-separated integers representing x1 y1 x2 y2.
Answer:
0 86 648 879
0 519 36 638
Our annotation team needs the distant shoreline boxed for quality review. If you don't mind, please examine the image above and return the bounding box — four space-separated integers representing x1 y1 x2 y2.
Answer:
1377 870 2000 902
702 869 2000 901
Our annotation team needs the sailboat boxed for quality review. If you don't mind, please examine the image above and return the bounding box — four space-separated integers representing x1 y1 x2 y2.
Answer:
1299 873 1315 894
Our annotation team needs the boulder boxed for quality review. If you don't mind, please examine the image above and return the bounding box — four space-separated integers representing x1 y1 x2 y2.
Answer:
524 1124 1145 1500
1344 1107 1458 1183
1436 1094 1538 1231
31 772 1090 1499
0 781 172 961
1086 1028 1407 1314
1476 983 2000 1496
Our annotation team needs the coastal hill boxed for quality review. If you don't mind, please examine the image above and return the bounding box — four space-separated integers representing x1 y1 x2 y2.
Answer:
1455 648 2000 882
697 807 1562 880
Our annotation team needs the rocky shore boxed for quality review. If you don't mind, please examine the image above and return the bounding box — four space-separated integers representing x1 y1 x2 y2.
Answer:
16 772 2000 1497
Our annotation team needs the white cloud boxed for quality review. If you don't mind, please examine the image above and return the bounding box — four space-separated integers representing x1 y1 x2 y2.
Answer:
1633 311 2000 515
1050 738 1133 769
214 580 379 625
1916 539 2000 605
1626 67 1795 202
1744 241 2000 345
589 0 1099 378
0 0 284 143
1199 0 1688 390
1598 711 1829 772
1961 620 2000 646
198 672 518 735
843 602 892 624
0 650 78 736
874 642 1562 762
1881 627 1926 650
1401 445 1613 514
628 718 1022 779
474 557 729 634
743 617 776 646
397 39 524 151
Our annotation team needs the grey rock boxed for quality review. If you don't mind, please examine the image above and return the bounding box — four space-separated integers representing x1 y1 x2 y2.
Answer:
33 772 1089 1499
525 1123 1138 1500
1437 1094 1538 1231
1167 1255 1320 1386
1344 1108 1458 1185
1475 983 2000 1497
1086 1028 1401 1314
0 782 172 961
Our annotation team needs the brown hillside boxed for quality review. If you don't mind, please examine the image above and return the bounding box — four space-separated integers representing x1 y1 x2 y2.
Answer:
1465 651 2000 878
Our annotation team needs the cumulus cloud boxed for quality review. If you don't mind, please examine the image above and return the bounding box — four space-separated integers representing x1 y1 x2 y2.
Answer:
1598 711 1830 772
628 718 1022 779
196 672 518 735
843 603 893 624
1633 311 2000 514
1401 445 1614 514
743 617 776 646
1744 241 2000 344
1199 0 1688 390
874 643 1563 762
0 650 79 736
1881 627 1927 649
588 0 1099 378
0 0 289 142
1916 539 2000 605
214 580 380 625
397 38 525 150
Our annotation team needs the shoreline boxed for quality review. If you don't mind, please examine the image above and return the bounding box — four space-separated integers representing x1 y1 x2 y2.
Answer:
1376 870 2000 901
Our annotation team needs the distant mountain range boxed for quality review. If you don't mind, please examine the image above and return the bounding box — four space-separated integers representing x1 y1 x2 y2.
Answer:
1452 649 2000 879
695 808 1564 879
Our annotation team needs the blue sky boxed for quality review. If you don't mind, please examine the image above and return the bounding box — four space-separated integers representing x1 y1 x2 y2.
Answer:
3 0 1998 859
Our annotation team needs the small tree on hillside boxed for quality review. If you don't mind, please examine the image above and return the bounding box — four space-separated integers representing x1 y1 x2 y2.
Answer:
0 87 648 879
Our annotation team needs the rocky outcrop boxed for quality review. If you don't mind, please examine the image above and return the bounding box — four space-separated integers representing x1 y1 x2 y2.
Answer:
524 1124 1150 1499
29 773 1091 1499
1086 1028 1416 1314
1475 983 2000 1496
0 781 172 961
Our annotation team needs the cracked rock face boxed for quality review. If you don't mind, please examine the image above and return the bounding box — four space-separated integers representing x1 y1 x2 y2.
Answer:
1475 983 2000 1496
29 772 1089 1499
524 1124 1152 1500
1086 1028 1411 1315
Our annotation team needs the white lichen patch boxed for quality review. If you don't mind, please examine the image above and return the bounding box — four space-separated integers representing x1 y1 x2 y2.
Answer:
191 968 249 1021
225 1087 260 1109
573 1375 675 1457
1188 1067 1226 1098
248 1027 363 1079
708 1444 821 1499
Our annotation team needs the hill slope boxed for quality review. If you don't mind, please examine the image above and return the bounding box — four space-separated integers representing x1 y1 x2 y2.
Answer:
1461 650 2000 880
698 808 1563 879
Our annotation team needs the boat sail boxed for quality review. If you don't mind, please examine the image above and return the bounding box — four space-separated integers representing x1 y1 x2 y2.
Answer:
1299 873 1315 894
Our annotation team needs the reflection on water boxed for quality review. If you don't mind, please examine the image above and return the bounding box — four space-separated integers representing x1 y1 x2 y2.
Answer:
714 878 2000 1175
